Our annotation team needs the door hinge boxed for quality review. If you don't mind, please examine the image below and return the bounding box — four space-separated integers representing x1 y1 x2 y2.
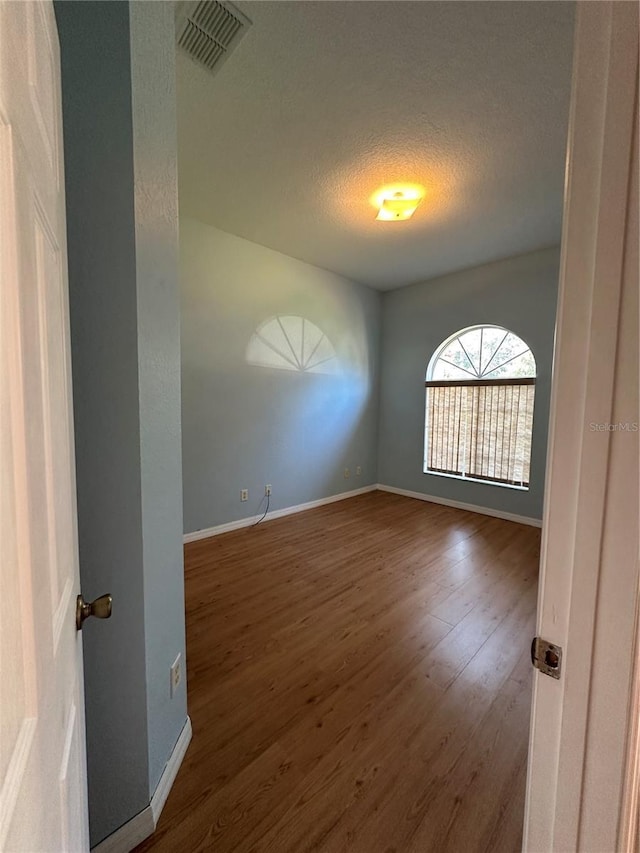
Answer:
531 636 562 679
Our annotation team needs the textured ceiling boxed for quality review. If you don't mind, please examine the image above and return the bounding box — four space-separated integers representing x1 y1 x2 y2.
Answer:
177 1 575 290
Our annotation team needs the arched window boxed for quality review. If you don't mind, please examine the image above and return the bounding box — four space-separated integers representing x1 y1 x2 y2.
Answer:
424 325 536 489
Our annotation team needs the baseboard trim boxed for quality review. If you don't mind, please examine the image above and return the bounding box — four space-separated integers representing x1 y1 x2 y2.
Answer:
91 717 192 853
184 484 542 542
90 806 154 853
183 485 378 543
150 716 192 824
376 484 543 528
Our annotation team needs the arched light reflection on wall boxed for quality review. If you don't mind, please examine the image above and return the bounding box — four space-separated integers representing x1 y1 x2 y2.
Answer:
246 315 340 375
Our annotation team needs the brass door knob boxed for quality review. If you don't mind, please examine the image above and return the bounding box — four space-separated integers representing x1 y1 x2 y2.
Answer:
76 593 113 630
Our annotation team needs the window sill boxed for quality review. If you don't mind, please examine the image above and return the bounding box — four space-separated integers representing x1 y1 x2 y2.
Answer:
423 469 529 491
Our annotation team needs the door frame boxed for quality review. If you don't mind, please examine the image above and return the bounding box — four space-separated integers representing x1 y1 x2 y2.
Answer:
523 1 639 850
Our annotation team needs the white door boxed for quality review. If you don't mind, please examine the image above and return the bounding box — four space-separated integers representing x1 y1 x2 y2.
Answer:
523 2 639 850
0 2 90 850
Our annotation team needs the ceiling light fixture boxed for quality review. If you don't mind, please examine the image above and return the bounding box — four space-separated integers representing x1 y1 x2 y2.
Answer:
374 184 425 221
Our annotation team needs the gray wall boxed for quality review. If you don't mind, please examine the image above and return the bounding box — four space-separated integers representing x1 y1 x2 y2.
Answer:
181 218 381 534
129 1 187 796
55 2 148 842
377 247 560 520
56 2 186 845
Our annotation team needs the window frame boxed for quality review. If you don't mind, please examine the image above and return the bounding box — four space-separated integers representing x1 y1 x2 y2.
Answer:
424 326 537 490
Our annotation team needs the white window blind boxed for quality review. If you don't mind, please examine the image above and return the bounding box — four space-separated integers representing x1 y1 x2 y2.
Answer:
425 378 535 487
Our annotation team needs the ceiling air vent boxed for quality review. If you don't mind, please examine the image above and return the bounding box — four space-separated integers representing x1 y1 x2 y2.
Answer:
176 1 252 76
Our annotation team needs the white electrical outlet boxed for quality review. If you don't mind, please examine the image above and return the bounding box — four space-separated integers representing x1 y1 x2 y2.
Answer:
241 489 248 502
344 467 350 478
356 465 362 476
170 653 182 698
265 484 272 496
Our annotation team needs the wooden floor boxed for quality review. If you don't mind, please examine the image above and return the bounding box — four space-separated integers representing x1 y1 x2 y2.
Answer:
135 491 540 853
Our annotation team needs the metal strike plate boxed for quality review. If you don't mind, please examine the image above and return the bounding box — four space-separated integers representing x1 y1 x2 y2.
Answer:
531 636 562 679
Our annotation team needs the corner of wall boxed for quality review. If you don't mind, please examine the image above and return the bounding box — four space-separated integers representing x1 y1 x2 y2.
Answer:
128 0 188 798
